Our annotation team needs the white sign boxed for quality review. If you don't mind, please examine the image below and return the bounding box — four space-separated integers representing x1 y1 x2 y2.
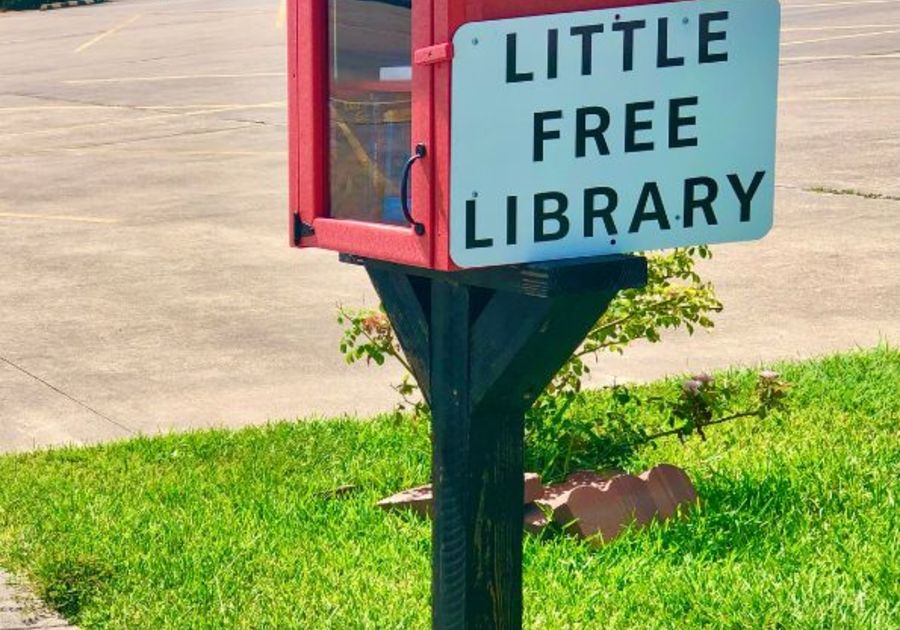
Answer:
450 0 780 267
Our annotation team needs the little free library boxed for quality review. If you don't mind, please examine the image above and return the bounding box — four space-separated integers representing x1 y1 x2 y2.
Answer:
287 0 779 627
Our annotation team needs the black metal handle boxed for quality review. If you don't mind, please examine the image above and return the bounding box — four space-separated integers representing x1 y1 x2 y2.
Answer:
400 143 427 236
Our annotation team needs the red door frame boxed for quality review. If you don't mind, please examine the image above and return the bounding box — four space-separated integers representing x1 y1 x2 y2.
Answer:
289 0 688 270
289 0 434 267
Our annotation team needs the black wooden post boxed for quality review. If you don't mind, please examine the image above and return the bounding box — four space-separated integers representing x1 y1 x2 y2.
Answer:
358 254 647 629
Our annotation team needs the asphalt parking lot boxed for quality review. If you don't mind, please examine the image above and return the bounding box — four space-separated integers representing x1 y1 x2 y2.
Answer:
1 0 898 452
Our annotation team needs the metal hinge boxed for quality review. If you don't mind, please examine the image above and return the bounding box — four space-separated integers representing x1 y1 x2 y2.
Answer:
294 217 315 244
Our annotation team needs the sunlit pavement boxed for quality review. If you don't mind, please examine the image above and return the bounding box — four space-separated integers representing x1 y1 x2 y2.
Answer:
0 0 898 453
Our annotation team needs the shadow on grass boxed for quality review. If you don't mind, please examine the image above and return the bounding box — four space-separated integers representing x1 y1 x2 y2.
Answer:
525 428 645 484
641 470 806 559
35 553 113 621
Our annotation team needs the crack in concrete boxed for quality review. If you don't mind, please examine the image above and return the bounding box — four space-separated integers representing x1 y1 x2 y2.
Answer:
44 123 259 151
0 356 134 436
805 186 900 201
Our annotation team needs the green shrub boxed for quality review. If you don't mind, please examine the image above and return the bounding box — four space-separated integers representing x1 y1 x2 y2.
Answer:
338 247 741 479
1 0 45 10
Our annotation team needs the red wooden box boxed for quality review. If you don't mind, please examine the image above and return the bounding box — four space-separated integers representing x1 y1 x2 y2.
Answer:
288 0 678 270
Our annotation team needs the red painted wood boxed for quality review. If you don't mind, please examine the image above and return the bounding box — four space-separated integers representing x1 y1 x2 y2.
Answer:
412 0 435 267
289 0 690 269
314 218 430 266
415 42 454 66
457 0 680 24
290 0 328 249
287 0 300 245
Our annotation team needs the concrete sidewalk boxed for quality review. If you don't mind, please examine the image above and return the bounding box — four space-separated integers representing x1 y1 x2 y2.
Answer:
1 571 75 629
0 0 897 455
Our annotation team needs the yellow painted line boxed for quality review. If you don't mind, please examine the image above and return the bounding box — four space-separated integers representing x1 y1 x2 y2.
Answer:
785 0 900 9
138 103 284 110
117 0 209 9
0 102 284 139
7 148 285 157
783 24 898 32
782 28 900 46
0 105 132 112
57 148 284 155
779 96 900 101
0 212 119 224
136 150 283 155
75 14 143 54
276 0 286 29
64 72 281 85
782 53 900 61
150 8 271 16
0 103 285 113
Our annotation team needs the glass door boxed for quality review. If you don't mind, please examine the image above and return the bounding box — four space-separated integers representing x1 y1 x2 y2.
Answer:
328 0 412 225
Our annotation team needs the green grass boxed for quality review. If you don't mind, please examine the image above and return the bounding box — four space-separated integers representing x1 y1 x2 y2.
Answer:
1 347 898 628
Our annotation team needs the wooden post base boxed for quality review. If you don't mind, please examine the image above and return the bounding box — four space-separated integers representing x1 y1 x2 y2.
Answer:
359 255 647 629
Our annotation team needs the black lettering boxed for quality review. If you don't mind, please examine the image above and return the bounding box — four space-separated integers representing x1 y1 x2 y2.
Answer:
570 24 605 75
625 101 655 153
506 196 518 245
727 171 766 222
612 19 646 72
584 187 618 236
699 11 729 64
683 177 718 227
506 33 534 83
533 110 563 162
657 18 685 67
466 199 493 248
629 182 671 233
576 107 611 158
669 96 699 148
534 192 570 242
547 29 559 79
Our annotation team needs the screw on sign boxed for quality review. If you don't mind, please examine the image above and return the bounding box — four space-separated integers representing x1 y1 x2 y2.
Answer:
451 0 779 267
287 0 779 627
